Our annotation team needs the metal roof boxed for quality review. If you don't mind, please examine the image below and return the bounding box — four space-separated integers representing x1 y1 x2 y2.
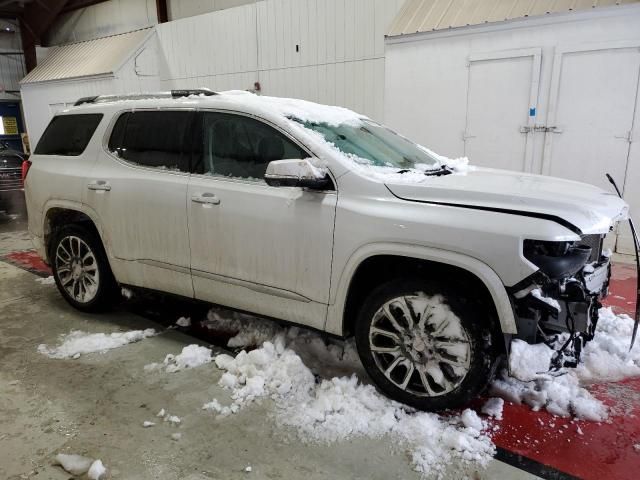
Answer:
387 0 640 37
21 28 153 85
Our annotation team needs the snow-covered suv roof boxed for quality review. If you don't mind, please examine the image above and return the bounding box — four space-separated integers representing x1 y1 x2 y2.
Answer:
67 89 367 128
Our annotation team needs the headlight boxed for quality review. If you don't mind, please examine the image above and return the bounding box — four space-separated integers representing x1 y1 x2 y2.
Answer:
523 240 592 279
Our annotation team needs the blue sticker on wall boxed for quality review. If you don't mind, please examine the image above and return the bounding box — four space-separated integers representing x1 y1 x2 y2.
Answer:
529 107 536 117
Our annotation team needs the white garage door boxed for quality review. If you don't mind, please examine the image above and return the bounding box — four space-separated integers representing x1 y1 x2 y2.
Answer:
463 49 541 172
543 45 640 253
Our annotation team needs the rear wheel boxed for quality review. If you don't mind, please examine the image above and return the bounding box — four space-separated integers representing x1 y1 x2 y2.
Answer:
355 279 496 411
50 224 117 312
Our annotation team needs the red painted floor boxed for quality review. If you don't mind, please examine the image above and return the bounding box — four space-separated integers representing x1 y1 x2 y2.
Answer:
491 263 640 479
3 250 640 478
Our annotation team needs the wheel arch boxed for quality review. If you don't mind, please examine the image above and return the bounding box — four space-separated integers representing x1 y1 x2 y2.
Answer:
43 201 108 263
327 243 517 340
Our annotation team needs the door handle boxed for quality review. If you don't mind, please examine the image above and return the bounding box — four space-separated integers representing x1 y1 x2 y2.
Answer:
191 193 220 205
88 180 111 191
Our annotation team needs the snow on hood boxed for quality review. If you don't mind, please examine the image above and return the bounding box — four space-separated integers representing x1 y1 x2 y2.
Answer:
386 167 629 235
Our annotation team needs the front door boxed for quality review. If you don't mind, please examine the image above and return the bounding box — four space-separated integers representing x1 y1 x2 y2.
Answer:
187 111 337 329
86 110 194 297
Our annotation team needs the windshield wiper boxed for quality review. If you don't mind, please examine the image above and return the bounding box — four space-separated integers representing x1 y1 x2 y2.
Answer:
396 166 453 176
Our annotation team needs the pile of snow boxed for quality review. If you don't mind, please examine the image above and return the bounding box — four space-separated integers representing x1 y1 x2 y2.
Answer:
576 308 640 382
54 453 107 479
492 307 640 421
508 340 555 382
201 310 495 475
176 316 191 327
36 275 55 285
121 287 133 299
38 329 156 359
145 344 213 373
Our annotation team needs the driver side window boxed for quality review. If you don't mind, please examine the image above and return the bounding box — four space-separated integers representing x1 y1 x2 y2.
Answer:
196 112 307 181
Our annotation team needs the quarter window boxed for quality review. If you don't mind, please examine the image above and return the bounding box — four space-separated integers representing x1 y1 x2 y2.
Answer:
108 111 192 172
196 112 307 180
35 114 103 156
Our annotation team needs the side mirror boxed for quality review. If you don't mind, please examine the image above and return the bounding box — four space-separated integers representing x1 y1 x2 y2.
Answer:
264 159 331 189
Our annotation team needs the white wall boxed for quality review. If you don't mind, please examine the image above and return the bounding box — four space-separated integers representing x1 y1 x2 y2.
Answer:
45 0 157 45
157 0 405 121
384 6 640 163
22 35 161 145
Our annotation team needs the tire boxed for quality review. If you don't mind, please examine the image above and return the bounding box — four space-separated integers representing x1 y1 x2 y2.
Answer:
355 279 496 411
50 224 117 312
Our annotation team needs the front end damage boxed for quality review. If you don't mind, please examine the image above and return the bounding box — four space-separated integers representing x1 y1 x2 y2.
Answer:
510 235 612 370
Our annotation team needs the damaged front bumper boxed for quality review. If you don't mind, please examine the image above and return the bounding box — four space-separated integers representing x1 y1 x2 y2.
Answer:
509 235 612 369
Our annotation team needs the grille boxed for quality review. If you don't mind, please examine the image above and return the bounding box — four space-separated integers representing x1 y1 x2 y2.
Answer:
0 168 22 191
580 234 603 263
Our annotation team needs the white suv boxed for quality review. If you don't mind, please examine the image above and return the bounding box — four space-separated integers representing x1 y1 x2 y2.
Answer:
24 89 629 410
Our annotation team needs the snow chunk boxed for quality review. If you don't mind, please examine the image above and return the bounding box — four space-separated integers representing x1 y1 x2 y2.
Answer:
171 432 182 441
176 316 191 327
38 329 156 358
461 409 483 431
145 344 213 373
142 421 155 428
245 466 252 472
165 415 181 424
36 275 55 285
87 459 106 480
121 287 133 299
203 308 281 348
508 340 554 382
156 408 166 417
530 289 561 311
481 398 504 420
54 453 93 475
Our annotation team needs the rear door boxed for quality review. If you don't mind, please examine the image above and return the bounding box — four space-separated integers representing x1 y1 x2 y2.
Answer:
85 110 194 297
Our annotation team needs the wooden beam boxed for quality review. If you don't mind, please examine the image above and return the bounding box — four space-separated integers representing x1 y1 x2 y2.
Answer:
156 0 167 23
60 0 108 14
19 0 68 72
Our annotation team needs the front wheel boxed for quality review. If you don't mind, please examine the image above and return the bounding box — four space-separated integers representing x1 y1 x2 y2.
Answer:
50 224 117 312
355 279 496 411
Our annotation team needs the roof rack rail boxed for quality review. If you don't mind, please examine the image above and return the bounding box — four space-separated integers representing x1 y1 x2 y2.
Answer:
73 89 217 106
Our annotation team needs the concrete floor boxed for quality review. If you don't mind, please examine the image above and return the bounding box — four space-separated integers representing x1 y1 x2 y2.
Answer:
0 208 539 480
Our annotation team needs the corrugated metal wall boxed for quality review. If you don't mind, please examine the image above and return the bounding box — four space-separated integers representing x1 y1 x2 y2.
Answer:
0 52 25 97
167 0 257 20
157 0 406 120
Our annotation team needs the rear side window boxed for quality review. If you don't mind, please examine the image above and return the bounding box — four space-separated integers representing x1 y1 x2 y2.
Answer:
108 111 192 172
35 114 103 156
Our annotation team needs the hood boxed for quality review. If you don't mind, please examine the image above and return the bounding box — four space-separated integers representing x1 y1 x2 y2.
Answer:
385 167 629 235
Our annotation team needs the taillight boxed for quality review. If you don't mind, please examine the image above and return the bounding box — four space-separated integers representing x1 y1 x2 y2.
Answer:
21 159 32 187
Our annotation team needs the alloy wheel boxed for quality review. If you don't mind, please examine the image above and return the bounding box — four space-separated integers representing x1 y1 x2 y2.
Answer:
55 235 100 303
368 294 472 397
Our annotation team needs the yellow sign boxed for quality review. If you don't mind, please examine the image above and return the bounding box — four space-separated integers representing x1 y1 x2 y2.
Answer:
2 116 18 135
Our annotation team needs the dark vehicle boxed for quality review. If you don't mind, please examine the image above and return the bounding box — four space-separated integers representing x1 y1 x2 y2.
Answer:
0 140 28 214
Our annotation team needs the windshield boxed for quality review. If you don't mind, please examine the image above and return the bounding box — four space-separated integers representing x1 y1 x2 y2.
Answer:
296 119 440 170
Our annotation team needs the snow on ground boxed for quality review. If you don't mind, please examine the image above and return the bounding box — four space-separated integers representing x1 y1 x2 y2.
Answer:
491 307 640 421
54 453 93 475
38 329 156 359
199 309 495 476
145 344 212 373
35 275 55 285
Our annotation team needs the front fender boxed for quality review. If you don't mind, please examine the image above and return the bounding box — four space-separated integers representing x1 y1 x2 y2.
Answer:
325 242 517 336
